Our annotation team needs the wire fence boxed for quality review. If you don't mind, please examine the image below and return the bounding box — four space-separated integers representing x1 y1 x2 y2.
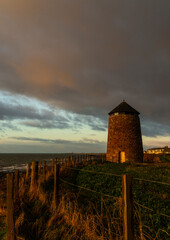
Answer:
134 201 170 218
64 166 122 178
60 178 120 199
62 164 170 219
133 177 170 186
64 166 170 186
5 154 170 240
61 176 170 219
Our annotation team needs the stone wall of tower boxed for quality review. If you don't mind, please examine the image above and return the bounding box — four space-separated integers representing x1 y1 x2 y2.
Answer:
106 114 143 163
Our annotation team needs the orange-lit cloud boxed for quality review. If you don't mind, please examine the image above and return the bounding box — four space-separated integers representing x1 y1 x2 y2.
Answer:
14 57 76 90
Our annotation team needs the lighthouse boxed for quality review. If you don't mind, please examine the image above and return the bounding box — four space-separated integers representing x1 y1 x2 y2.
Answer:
106 100 143 163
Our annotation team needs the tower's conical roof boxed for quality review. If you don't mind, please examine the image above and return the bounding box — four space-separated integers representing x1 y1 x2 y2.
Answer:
109 100 140 115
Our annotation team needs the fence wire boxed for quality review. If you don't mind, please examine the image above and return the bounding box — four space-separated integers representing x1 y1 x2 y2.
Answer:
64 166 122 178
134 201 170 218
60 178 120 199
133 177 170 186
64 166 170 186
60 178 170 220
59 159 170 223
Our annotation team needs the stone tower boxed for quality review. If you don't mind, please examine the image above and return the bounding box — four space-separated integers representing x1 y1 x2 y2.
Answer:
106 100 143 163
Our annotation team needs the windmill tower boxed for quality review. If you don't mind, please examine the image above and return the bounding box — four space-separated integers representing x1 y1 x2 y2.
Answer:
107 100 143 163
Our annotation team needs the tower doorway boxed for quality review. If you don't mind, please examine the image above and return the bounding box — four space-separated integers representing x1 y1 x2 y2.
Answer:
120 151 125 163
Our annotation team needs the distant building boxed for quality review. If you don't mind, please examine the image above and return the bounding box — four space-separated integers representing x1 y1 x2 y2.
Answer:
147 146 170 154
106 100 143 163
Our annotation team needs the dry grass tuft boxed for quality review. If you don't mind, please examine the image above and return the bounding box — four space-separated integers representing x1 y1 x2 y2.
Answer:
0 200 6 216
37 187 49 205
44 193 122 240
15 212 25 233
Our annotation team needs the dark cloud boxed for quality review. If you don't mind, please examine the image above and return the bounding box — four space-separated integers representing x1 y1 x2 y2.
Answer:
22 120 70 129
0 0 170 138
9 136 106 153
90 125 106 132
0 96 107 131
0 122 20 131
11 137 73 144
0 100 57 121
141 121 170 137
73 114 107 132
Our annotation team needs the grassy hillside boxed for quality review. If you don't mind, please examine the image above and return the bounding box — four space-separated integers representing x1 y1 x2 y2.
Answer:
0 161 169 240
62 162 170 239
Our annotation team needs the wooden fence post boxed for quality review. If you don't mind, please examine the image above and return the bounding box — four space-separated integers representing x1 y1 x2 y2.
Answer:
101 195 103 217
7 173 15 240
122 174 134 240
70 156 72 166
83 155 85 166
70 155 73 166
30 161 38 191
14 170 19 202
53 164 60 209
69 156 71 167
92 156 95 165
102 154 104 163
26 162 31 181
43 161 46 182
52 159 54 172
38 161 41 175
35 161 38 180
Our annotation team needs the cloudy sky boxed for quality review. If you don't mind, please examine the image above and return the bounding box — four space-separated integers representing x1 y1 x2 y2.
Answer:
0 0 170 153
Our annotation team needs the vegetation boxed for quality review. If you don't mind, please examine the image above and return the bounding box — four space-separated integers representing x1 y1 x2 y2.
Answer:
0 160 169 239
159 154 170 163
62 162 170 239
0 216 6 240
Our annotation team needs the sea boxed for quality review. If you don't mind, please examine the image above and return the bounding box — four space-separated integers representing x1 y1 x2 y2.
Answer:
0 153 65 173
